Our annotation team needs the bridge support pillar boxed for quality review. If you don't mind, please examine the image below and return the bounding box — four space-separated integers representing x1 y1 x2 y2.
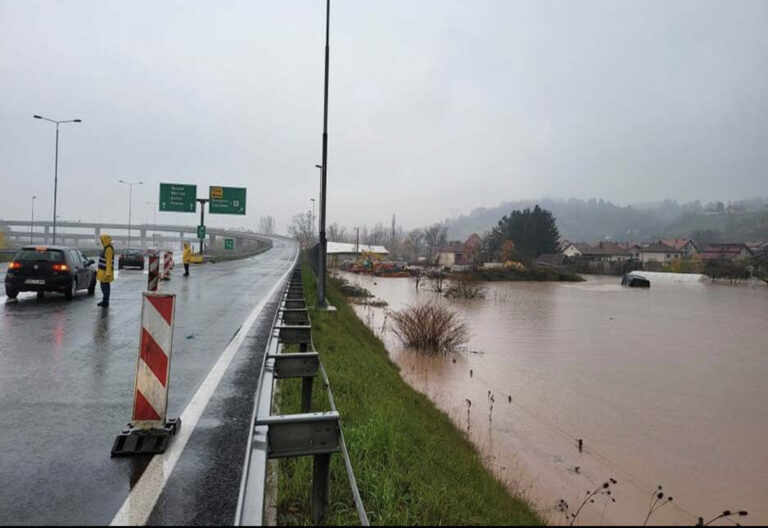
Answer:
44 225 50 245
140 229 147 249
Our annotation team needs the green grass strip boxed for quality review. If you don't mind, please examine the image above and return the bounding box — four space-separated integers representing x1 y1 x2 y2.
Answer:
276 262 543 526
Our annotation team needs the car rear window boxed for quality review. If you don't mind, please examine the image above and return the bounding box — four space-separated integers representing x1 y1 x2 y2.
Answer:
15 249 65 263
123 250 142 255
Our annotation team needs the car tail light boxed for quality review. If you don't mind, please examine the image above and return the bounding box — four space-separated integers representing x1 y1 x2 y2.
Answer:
52 264 69 272
8 262 21 270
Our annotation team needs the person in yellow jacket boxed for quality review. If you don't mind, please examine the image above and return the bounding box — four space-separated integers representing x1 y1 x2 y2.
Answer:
182 242 192 277
97 234 115 307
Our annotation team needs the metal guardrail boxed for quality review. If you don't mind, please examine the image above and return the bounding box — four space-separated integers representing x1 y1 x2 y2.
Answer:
236 266 369 526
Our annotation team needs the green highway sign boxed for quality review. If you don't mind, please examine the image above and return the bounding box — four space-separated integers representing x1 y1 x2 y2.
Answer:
197 225 206 239
159 183 197 213
224 238 234 251
209 186 246 215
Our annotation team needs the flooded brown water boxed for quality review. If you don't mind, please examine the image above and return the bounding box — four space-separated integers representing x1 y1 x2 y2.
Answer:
341 272 768 526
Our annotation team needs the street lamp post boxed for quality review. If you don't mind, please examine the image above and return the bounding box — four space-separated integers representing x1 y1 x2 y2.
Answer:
119 180 143 248
33 115 82 245
30 196 37 243
316 0 331 308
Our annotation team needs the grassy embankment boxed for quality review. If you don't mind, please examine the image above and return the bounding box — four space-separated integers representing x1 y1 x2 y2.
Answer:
276 262 543 526
455 265 584 282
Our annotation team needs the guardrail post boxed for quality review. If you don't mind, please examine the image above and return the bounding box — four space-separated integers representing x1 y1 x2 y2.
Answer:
312 453 332 525
302 377 313 413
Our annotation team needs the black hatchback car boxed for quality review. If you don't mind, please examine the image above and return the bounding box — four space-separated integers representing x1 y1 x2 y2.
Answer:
5 246 97 300
118 248 145 270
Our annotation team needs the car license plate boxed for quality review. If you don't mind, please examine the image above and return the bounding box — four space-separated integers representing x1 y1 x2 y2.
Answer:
25 279 45 285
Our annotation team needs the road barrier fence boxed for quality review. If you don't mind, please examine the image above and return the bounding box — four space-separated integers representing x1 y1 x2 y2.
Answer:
236 264 369 526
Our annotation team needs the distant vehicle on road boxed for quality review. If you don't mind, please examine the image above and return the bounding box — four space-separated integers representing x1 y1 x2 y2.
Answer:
118 249 145 270
5 246 97 300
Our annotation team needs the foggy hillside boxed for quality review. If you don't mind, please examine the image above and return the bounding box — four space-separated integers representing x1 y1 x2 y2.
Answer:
446 198 768 243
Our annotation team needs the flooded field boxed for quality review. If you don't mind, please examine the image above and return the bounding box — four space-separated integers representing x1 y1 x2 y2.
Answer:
341 272 768 525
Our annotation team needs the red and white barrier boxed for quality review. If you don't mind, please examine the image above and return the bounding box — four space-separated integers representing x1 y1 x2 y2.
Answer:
161 251 173 281
132 292 176 429
148 255 159 292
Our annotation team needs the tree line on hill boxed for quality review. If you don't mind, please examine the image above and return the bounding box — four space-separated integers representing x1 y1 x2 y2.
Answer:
445 197 768 244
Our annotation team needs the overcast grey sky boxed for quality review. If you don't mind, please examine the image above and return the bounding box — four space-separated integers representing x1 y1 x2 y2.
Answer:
1 0 767 233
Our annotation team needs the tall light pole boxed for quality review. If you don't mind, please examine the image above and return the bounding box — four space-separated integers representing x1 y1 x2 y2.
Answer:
30 195 37 243
310 198 316 243
119 180 143 248
33 115 82 245
316 0 331 308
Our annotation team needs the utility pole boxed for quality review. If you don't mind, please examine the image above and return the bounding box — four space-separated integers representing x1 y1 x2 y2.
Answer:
197 198 209 254
355 226 360 255
391 214 396 252
146 201 157 246
317 0 330 308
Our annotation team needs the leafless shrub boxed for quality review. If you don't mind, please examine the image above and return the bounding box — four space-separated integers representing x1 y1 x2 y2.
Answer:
697 510 749 526
331 276 373 298
560 478 617 526
444 279 486 299
643 485 673 526
390 302 469 353
428 269 447 292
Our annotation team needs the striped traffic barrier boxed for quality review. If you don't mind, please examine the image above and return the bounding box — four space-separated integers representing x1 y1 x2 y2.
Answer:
111 292 181 456
161 251 173 281
169 251 175 269
148 255 159 292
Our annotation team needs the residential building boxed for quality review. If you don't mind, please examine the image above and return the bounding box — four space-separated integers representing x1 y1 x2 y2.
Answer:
581 242 633 262
326 241 389 268
437 241 465 267
636 242 684 264
699 243 753 261
661 238 699 258
561 242 593 258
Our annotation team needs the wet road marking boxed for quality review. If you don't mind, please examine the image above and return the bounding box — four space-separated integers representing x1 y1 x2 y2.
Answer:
109 247 297 526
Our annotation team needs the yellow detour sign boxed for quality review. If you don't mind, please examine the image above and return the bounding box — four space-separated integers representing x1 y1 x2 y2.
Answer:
210 187 224 200
0 232 7 249
191 253 204 263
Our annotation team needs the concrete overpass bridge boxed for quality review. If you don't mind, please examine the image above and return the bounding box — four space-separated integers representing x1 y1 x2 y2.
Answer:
0 219 276 251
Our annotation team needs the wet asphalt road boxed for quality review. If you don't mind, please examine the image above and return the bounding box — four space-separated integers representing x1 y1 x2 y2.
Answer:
0 239 297 525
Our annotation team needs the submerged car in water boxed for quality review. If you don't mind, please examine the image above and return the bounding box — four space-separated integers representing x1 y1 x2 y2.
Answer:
621 272 650 288
4 246 97 300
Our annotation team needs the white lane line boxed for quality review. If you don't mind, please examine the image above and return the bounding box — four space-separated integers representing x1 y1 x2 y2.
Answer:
110 246 297 526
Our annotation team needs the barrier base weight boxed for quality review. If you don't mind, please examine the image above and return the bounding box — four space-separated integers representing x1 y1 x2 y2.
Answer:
110 418 181 457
